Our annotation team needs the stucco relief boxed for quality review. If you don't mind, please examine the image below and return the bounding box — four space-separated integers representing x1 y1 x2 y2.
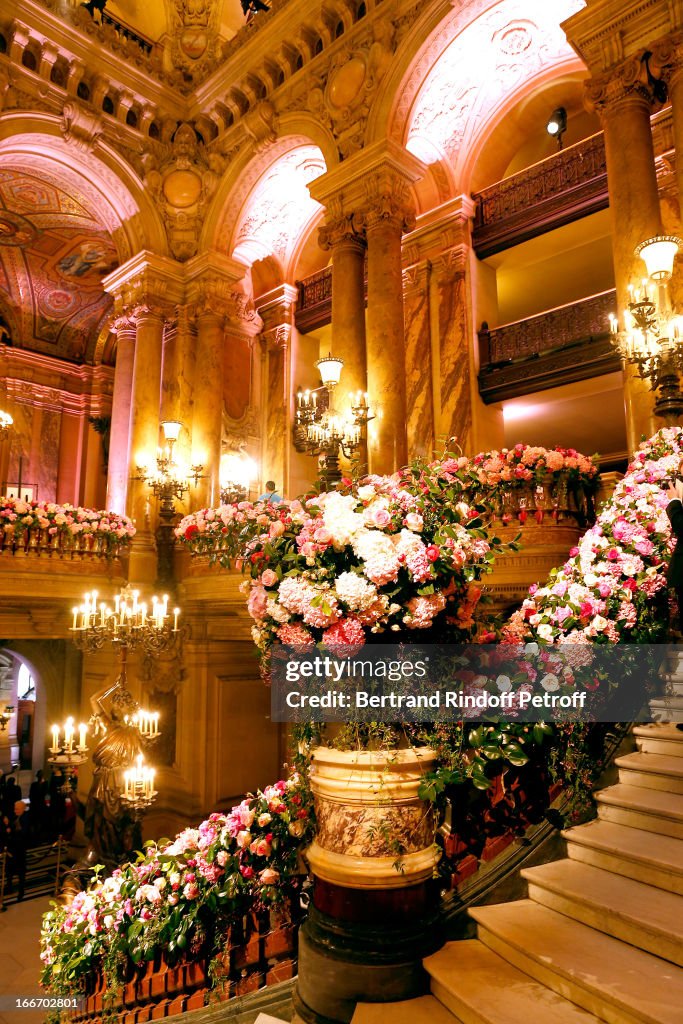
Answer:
232 145 325 269
390 0 583 190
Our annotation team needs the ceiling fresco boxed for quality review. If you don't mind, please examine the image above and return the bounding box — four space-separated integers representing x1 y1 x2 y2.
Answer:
0 166 118 365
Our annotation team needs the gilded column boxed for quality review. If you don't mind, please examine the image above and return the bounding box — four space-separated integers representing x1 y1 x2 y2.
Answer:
160 305 196 483
319 213 367 397
586 59 661 452
106 313 136 515
360 179 415 474
434 222 475 452
652 33 683 227
127 303 165 582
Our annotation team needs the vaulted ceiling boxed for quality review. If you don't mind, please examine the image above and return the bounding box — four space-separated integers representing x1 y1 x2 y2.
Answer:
0 166 118 365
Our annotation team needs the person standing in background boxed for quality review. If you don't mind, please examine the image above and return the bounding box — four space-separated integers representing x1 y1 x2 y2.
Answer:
258 480 282 504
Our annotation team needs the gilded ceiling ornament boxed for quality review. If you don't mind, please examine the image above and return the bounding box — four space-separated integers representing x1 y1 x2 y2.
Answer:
169 0 221 79
142 123 225 261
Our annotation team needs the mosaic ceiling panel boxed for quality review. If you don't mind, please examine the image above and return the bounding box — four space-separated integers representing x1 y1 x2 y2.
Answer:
0 166 118 364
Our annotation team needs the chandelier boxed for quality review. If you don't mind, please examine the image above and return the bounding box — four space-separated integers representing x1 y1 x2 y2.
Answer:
136 420 205 509
70 584 180 655
0 409 12 437
609 235 683 421
294 353 373 486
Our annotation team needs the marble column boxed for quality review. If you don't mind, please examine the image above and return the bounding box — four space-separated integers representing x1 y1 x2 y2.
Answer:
586 62 661 453
127 304 165 583
402 260 434 458
435 237 474 452
192 306 225 509
106 314 136 515
320 216 367 397
362 187 414 474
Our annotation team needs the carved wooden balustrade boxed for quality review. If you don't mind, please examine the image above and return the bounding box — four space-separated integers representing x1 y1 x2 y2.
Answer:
478 289 620 404
472 132 608 258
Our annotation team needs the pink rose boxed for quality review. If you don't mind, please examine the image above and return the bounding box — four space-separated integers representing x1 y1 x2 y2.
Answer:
269 521 285 538
372 508 391 528
259 868 280 885
261 569 278 587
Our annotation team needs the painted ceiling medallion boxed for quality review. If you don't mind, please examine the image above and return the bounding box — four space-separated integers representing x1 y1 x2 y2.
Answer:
0 211 39 247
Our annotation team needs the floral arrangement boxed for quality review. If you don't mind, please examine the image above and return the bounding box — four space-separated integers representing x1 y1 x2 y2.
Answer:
174 500 290 564
0 497 135 553
40 772 313 996
242 463 499 660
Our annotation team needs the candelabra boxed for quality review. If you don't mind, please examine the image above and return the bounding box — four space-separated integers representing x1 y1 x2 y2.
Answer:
0 410 12 437
47 716 88 793
609 235 683 422
70 584 180 655
122 753 157 818
293 353 373 487
0 705 13 731
220 452 257 504
135 420 205 583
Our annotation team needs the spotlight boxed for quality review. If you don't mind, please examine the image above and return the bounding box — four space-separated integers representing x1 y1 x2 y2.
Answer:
546 107 567 149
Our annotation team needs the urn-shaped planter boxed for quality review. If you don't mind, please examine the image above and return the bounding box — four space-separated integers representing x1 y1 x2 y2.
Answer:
306 745 440 889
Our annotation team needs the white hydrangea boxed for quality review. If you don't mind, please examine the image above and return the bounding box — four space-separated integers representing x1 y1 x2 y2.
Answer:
335 571 379 610
321 492 365 548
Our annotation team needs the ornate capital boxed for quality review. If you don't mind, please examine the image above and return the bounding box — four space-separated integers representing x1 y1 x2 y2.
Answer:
130 302 167 326
318 212 366 252
357 169 416 234
110 314 137 339
584 55 656 118
650 30 683 88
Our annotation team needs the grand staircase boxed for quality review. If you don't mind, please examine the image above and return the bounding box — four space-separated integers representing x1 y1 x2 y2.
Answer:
352 724 683 1024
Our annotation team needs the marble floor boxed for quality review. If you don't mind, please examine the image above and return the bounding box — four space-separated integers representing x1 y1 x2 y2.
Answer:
0 896 52 1024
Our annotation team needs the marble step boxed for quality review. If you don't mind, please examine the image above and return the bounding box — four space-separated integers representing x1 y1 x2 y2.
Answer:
562 819 683 894
352 994 458 1024
470 900 683 1024
595 783 683 839
522 859 683 965
633 724 683 757
649 697 683 724
615 751 683 793
424 939 600 1024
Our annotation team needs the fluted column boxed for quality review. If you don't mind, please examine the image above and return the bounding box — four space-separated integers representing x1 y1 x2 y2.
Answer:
256 285 297 497
652 33 683 224
319 215 367 397
106 314 137 515
191 305 225 509
361 184 415 474
127 304 165 582
586 59 661 452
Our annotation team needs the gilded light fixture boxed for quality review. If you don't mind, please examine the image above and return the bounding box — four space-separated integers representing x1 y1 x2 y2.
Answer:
609 235 683 422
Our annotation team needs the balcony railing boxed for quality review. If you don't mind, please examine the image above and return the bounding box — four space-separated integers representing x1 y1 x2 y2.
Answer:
472 133 608 258
478 289 620 403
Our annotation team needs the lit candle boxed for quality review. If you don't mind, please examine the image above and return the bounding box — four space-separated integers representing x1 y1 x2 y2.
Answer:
51 724 59 752
64 717 74 753
173 607 179 632
72 607 78 630
78 722 87 751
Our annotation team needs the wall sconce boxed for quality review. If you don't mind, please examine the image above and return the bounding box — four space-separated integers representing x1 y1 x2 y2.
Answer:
0 705 13 731
220 452 257 504
546 107 567 149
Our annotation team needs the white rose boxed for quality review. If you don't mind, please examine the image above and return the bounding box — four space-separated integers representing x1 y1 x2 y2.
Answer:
496 674 512 692
541 673 560 691
536 623 554 641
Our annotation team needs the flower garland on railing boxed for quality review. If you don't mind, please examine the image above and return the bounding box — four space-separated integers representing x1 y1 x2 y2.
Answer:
505 427 678 649
0 498 135 555
175 500 289 564
40 772 313 996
